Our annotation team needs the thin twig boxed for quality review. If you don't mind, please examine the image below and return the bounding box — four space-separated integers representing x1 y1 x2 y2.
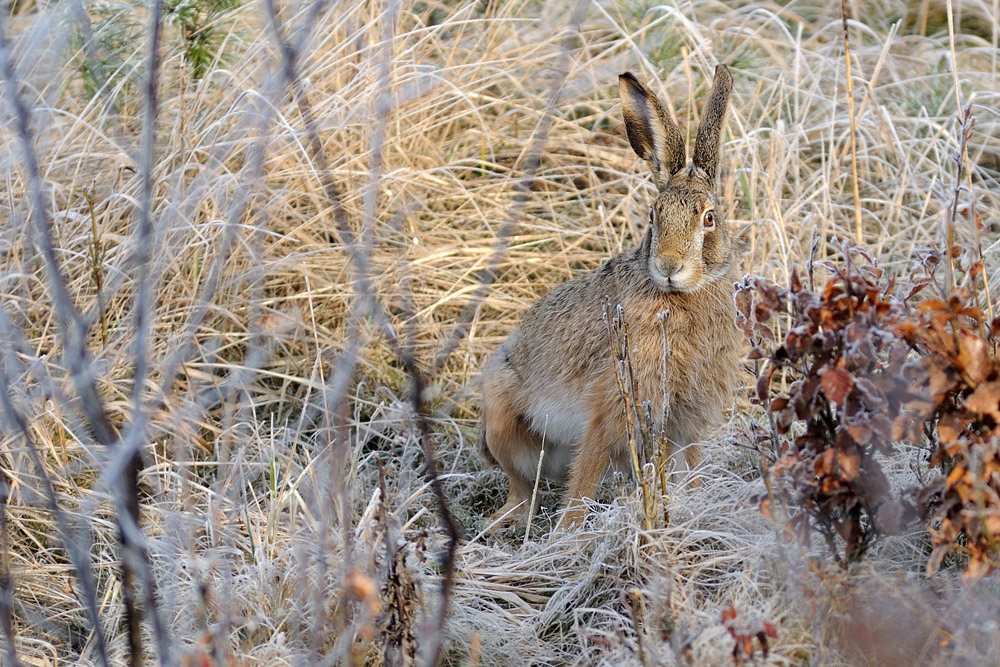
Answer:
942 0 962 288
840 0 864 245
943 0 992 319
0 348 109 666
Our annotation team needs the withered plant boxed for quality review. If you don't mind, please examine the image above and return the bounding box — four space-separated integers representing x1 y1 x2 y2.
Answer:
740 243 1000 576
737 247 917 561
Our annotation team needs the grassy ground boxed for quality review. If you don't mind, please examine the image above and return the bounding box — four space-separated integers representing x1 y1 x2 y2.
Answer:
1 0 999 664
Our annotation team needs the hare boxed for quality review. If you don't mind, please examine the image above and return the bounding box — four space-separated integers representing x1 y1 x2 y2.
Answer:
479 66 743 527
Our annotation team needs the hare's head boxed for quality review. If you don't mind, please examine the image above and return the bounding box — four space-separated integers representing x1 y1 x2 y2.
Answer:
619 66 735 293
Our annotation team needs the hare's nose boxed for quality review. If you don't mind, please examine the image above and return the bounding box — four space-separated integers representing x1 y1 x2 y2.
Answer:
655 256 681 278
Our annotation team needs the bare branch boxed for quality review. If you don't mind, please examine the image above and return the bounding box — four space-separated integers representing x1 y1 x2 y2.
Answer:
0 470 20 667
430 1 586 376
0 329 110 666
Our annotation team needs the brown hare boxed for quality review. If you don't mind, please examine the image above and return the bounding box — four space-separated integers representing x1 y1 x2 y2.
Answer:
479 66 743 527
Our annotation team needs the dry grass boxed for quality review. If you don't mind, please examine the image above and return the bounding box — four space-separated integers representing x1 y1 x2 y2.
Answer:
0 0 999 664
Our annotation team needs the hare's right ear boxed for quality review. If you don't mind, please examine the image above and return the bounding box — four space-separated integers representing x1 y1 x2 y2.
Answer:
619 72 685 190
692 65 733 182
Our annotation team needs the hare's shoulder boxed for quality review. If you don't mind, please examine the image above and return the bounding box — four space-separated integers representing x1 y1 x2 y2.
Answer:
499 249 645 374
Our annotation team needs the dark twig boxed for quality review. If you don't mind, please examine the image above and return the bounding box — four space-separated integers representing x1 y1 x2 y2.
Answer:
0 471 19 667
262 2 459 663
1 5 174 665
260 2 365 661
0 13 114 667
118 2 173 665
264 2 583 661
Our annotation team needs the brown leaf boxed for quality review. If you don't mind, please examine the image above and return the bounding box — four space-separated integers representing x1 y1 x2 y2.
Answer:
926 361 958 399
896 319 918 340
853 377 885 409
955 478 977 504
835 519 855 542
966 381 1000 422
773 454 800 475
815 449 835 476
985 513 1000 536
734 286 753 319
868 414 893 444
917 299 949 314
756 368 774 402
937 413 964 444
945 464 966 489
759 497 772 520
940 517 960 542
790 267 803 292
769 396 789 412
891 414 908 442
964 555 992 579
906 280 931 301
755 302 774 323
758 321 776 342
926 544 947 575
797 378 822 418
846 422 873 446
836 449 861 481
956 332 992 385
722 605 738 622
821 366 854 404
775 408 794 434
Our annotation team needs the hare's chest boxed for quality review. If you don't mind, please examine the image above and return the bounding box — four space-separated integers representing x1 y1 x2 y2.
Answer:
628 304 738 401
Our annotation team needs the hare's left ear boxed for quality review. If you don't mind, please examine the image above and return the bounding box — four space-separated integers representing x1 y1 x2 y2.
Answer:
692 65 733 182
619 72 686 190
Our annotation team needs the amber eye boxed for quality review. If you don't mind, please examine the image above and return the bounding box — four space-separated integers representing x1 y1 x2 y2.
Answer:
703 209 715 228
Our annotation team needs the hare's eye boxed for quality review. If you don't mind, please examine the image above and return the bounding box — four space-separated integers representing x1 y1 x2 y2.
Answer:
703 210 715 228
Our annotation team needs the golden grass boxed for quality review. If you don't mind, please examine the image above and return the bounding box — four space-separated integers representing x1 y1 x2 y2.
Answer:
0 0 999 664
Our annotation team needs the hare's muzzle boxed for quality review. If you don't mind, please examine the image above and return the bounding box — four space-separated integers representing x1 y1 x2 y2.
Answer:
650 254 695 291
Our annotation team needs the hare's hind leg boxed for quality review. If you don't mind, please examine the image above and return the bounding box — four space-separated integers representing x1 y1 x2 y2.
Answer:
482 380 542 525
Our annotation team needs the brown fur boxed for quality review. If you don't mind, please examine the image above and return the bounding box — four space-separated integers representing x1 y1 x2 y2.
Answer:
479 66 742 527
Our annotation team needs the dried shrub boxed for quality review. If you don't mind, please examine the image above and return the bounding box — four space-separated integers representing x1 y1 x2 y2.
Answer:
896 275 1000 577
739 245 1000 576
737 249 917 561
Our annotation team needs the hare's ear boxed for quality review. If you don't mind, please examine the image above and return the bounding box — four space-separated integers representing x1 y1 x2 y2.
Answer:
692 65 733 182
619 72 685 189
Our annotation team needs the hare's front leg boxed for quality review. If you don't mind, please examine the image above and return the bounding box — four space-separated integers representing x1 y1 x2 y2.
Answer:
560 410 622 527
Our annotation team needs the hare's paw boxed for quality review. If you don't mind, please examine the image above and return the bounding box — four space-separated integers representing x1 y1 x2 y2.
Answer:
555 501 587 531
488 499 528 526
